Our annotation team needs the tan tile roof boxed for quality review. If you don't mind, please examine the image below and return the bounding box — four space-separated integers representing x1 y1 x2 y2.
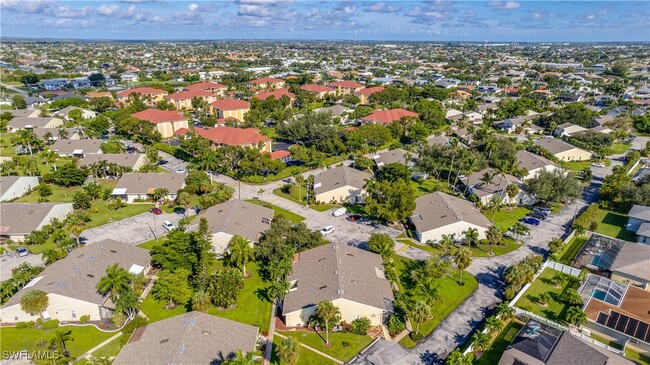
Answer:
410 192 491 233
131 109 186 124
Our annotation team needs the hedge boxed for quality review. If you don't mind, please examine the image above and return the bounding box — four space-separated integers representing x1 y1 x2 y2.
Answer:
573 204 599 230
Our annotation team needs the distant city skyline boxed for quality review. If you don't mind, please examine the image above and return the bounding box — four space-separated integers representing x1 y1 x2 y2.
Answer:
1 1 648 42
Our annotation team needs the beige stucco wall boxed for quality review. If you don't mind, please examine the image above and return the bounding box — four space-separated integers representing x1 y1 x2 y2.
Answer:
524 165 560 180
315 186 366 204
284 298 385 327
45 118 64 129
0 176 39 202
555 148 592 161
416 221 488 244
217 108 249 123
37 203 74 231
211 232 234 257
1 294 101 323
133 155 147 171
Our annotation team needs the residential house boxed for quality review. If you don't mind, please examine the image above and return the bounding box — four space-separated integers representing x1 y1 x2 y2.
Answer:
166 90 217 110
533 138 592 162
131 109 189 139
446 108 464 122
5 109 42 119
610 242 650 289
328 80 365 95
554 123 588 138
591 115 615 128
313 166 372 204
249 77 285 90
626 205 650 244
0 202 73 241
0 176 39 202
477 103 498 115
210 98 250 123
112 173 186 203
79 154 147 172
41 78 69 91
51 139 103 157
184 81 227 97
426 134 450 147
177 126 272 153
32 128 80 142
461 168 532 206
0 240 150 323
85 91 112 100
498 319 633 365
283 243 394 327
114 311 258 365
300 84 335 99
591 126 614 135
313 104 353 124
373 148 415 168
7 117 63 132
53 106 97 120
253 88 295 103
477 85 502 94
453 127 474 144
116 87 168 107
355 86 385 104
516 150 559 180
409 192 491 243
120 73 138 82
198 200 274 255
70 77 91 89
360 108 419 124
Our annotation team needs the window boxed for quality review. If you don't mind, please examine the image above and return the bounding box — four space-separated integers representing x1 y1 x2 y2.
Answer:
71 310 77 319
289 280 298 292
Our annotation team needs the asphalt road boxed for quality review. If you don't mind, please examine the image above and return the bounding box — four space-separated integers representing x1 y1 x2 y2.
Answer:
0 251 44 282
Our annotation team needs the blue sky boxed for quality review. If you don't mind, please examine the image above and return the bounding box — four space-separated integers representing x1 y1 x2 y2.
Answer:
1 1 648 42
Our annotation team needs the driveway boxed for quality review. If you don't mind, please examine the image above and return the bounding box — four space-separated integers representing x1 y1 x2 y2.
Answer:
81 209 196 245
158 151 189 173
0 251 44 282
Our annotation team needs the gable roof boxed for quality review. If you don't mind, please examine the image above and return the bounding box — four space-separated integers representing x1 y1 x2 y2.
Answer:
166 90 214 100
610 242 650 282
211 98 250 111
178 126 270 146
313 166 372 195
2 240 150 308
116 87 168 97
7 117 62 129
462 168 521 198
313 104 352 116
51 139 103 154
373 149 413 167
113 173 185 195
79 154 144 170
0 202 72 236
360 108 419 124
0 176 38 197
355 86 385 96
249 77 284 85
198 200 273 243
131 109 186 124
628 205 650 222
283 243 394 314
516 150 557 172
184 82 227 91
253 88 295 101
114 311 258 365
533 138 586 155
410 192 491 233
300 84 334 93
328 80 364 89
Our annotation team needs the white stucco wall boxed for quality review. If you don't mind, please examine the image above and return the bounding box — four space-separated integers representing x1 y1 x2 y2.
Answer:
284 298 386 327
211 232 235 257
555 148 592 161
1 294 101 323
415 221 488 244
0 176 39 202
36 203 74 231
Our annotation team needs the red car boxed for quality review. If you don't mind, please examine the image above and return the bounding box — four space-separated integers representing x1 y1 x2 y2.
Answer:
150 207 163 215
346 214 361 222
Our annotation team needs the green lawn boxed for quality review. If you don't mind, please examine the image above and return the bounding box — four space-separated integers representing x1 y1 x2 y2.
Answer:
557 236 588 265
591 208 636 242
1 131 15 157
310 204 341 212
610 143 631 155
0 325 116 364
625 347 650 365
589 333 622 349
91 333 129 358
561 161 592 174
470 238 521 258
270 337 338 365
246 199 305 223
475 320 524 365
281 331 373 362
514 268 581 324
410 178 452 197
137 238 165 250
140 295 189 323
492 207 531 232
272 186 306 206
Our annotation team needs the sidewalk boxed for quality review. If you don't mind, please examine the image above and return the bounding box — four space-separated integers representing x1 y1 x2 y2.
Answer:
73 331 122 363
274 332 344 365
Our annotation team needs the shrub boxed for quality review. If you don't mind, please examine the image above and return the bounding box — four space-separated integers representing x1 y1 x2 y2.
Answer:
504 286 516 300
387 314 405 336
410 332 424 341
342 341 351 348
42 319 59 329
80 315 90 323
36 318 43 325
16 321 36 328
350 317 372 335
589 221 598 231
122 316 148 337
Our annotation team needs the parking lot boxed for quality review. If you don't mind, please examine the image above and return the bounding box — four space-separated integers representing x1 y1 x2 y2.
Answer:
1 251 44 282
81 209 196 246
157 151 189 174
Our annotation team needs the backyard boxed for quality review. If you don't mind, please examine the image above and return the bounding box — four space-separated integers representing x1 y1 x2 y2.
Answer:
246 199 305 224
475 320 524 365
590 208 636 242
514 268 581 324
280 331 373 363
492 207 531 232
270 336 338 365
556 236 588 265
410 178 452 197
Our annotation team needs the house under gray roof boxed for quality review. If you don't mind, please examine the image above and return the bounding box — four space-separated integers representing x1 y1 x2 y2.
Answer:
198 199 274 243
516 150 557 173
114 311 258 365
7 117 61 129
0 202 71 236
313 166 372 195
533 138 583 155
373 148 415 167
113 173 185 195
610 242 650 283
51 139 103 155
410 192 491 233
283 243 394 315
79 154 143 170
627 205 650 222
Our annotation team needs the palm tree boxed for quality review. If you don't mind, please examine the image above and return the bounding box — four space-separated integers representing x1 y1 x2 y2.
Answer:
495 302 515 322
439 234 454 253
50 329 73 356
410 300 431 334
416 277 441 307
20 289 49 320
40 149 58 167
15 129 38 156
566 306 588 327
277 337 298 365
486 225 503 255
479 171 495 190
96 264 131 302
228 235 254 277
152 188 169 203
446 138 460 187
510 222 530 244
316 300 341 345
463 227 479 249
191 289 212 312
57 128 69 140
486 195 502 223
198 153 219 181
454 247 472 286
446 349 474 365
222 350 256 365
22 157 39 176
485 135 498 160
471 331 492 353
67 213 86 246
506 183 520 208
485 316 504 333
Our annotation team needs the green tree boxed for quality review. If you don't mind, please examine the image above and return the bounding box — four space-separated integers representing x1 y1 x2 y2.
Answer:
19 289 49 320
277 337 298 365
376 162 411 182
351 317 372 335
315 300 341 345
96 264 131 303
495 302 515 322
510 222 530 244
222 350 256 365
152 268 193 307
72 191 92 210
208 267 244 308
36 184 53 200
191 289 212 312
471 331 492 352
463 227 479 249
367 233 395 259
228 235 254 277
410 300 431 334
50 329 73 356
453 247 472 286
52 162 87 187
364 179 416 223
527 169 583 204
566 306 587 326
486 225 503 255
11 95 27 109
152 188 169 203
485 315 504 333
446 349 474 365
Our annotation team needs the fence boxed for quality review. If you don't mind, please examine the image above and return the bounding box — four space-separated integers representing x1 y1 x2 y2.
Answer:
546 261 582 277
569 328 625 355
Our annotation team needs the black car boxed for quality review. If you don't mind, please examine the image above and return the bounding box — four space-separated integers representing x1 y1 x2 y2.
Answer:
529 211 547 220
157 159 168 165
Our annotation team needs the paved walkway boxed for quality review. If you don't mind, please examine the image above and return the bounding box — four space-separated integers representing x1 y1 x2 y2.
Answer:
263 302 277 365
274 332 344 365
73 331 122 363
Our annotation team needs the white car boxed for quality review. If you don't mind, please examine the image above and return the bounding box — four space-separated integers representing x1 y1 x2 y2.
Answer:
591 162 605 168
16 247 29 257
174 168 187 174
162 221 175 231
332 207 347 217
320 225 335 236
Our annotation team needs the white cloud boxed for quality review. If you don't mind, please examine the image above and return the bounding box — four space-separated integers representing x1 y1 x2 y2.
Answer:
188 3 199 12
586 14 596 20
366 2 400 13
98 4 119 16
343 5 356 14
1 0 54 14
487 1 521 10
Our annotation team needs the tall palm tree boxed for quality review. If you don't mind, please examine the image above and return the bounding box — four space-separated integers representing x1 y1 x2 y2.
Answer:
228 235 254 277
485 315 504 333
316 300 341 345
22 157 39 176
40 149 58 167
50 329 73 356
486 195 502 223
15 129 38 156
471 331 492 353
486 225 503 255
96 264 131 303
440 234 453 253
222 350 256 365
416 278 441 307
566 306 588 327
410 300 431 334
20 289 49 320
463 227 479 249
446 138 460 187
454 247 472 286
495 302 515 322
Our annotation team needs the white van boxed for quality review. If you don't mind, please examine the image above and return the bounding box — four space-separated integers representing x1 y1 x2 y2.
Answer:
332 207 347 217
320 225 335 236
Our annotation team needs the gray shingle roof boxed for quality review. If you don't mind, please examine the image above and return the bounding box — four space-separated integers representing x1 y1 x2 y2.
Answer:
114 311 258 365
313 166 372 195
51 139 103 154
79 154 144 170
610 242 650 282
373 149 415 167
516 150 557 173
0 202 72 236
31 128 78 140
198 200 274 243
462 168 521 198
410 192 491 233
283 243 394 314
8 117 62 129
2 240 150 308
114 173 185 195
533 138 583 155
0 176 38 197
627 205 650 222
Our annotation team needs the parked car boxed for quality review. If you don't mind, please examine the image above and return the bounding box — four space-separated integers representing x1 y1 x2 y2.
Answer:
320 225 335 236
157 159 168 165
533 207 550 216
174 168 186 174
529 212 547 220
150 207 163 215
347 214 361 222
16 247 29 257
591 162 605 168
162 221 175 231
520 217 541 226
332 207 347 217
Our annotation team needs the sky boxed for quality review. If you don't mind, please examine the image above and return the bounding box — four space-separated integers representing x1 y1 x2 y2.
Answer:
1 0 649 42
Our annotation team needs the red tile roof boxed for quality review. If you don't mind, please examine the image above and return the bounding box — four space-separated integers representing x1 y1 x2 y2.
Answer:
166 90 214 100
176 127 270 146
360 108 419 124
300 84 334 93
131 109 186 124
355 86 385 96
249 77 285 85
211 98 250 111
269 150 291 160
253 88 295 101
328 80 364 89
117 87 168 97
184 82 227 91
